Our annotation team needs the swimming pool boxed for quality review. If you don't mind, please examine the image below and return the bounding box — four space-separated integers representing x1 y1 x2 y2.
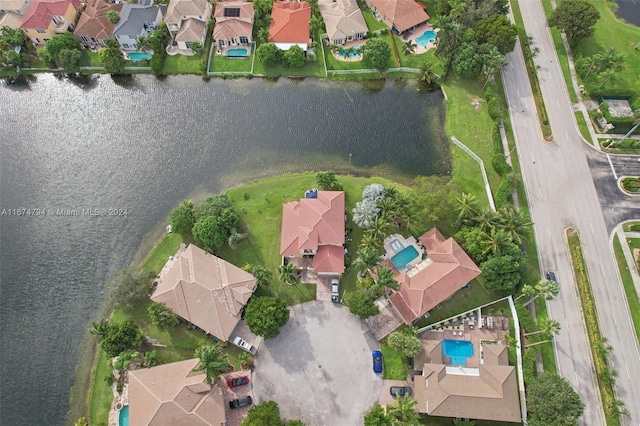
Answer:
391 246 419 269
416 30 436 47
338 45 361 58
127 52 152 62
118 405 129 426
443 339 473 366
227 48 248 58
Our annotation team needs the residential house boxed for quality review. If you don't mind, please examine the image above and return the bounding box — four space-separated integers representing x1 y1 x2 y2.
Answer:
387 228 481 323
165 0 212 51
150 244 257 341
268 1 311 52
213 1 253 50
73 0 122 49
318 0 367 46
0 0 31 30
364 0 429 34
113 0 165 51
280 190 345 275
413 339 521 422
128 358 227 426
19 0 81 47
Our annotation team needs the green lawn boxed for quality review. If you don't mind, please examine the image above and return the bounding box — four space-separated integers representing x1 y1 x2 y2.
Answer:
87 346 113 426
623 221 640 232
324 36 396 72
380 344 410 380
162 54 203 75
575 111 592 143
362 8 389 32
612 235 640 343
80 51 102 67
209 53 253 73
141 233 185 275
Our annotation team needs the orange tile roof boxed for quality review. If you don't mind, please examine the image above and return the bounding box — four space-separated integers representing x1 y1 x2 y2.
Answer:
74 0 123 41
312 244 345 274
268 1 311 44
389 228 481 323
366 0 428 33
21 0 81 29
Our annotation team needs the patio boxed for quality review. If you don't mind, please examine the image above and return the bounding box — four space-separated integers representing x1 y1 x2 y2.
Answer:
382 233 426 272
330 39 364 62
403 23 438 55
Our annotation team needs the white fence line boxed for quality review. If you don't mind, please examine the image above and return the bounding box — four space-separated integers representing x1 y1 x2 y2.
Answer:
450 136 496 211
508 295 528 425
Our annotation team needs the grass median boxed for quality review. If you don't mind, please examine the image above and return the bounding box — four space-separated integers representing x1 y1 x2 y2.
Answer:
612 235 640 343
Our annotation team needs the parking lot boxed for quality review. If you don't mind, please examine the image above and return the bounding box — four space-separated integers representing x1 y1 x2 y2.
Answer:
251 301 382 426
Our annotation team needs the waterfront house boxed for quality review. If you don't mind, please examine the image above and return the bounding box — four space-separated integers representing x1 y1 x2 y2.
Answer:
364 0 429 34
268 1 311 52
128 358 226 426
212 1 253 52
165 0 212 52
19 0 81 47
386 228 481 324
150 244 257 341
113 1 165 51
280 190 346 275
73 0 122 49
318 0 367 46
0 0 31 30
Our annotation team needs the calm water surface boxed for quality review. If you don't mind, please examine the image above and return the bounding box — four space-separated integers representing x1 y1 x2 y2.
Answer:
614 0 640 26
0 74 448 425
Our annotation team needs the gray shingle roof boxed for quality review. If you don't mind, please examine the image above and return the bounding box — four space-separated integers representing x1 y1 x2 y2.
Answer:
113 4 165 37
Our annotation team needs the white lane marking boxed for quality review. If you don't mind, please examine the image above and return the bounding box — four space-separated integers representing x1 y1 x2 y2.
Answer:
548 227 552 238
612 313 617 326
535 20 538 27
565 130 569 139
548 71 552 80
558 99 561 108
517 89 520 96
524 119 527 128
625 365 631 380
601 265 606 278
606 154 618 180
575 371 579 386
531 152 535 161
539 187 543 198
590 223 594 234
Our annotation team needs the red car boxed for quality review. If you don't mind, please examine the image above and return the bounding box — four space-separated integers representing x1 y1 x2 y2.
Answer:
227 376 249 388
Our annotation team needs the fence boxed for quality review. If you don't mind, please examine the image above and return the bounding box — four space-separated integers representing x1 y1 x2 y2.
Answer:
450 136 496 211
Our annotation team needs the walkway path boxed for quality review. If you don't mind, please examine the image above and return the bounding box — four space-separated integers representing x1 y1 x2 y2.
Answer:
615 227 640 300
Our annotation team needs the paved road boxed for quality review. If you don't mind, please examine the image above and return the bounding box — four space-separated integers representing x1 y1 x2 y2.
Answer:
503 1 640 424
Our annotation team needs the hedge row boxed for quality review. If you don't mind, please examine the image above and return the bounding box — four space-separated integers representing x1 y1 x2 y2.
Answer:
489 119 513 208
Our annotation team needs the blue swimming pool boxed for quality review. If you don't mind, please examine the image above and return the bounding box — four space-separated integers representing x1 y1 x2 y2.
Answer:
127 52 152 62
416 30 436 47
391 246 419 269
227 48 248 57
118 405 129 426
338 45 361 58
443 339 473 365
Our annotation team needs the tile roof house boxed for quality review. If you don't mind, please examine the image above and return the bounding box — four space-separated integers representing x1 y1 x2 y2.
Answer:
19 0 81 47
268 1 311 52
388 228 481 323
213 1 253 50
165 0 212 51
280 190 345 275
318 0 367 46
73 0 122 49
151 244 257 341
364 0 429 34
0 0 31 29
128 358 226 426
113 2 165 51
414 341 521 422
0 10 24 28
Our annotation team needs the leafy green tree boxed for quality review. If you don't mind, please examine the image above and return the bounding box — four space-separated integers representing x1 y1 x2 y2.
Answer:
245 296 290 339
190 41 204 56
315 170 343 190
480 244 528 292
143 350 159 368
409 175 462 234
192 345 229 384
147 301 180 328
99 37 126 74
473 14 517 54
284 45 305 68
372 264 399 293
193 196 239 232
527 373 585 425
58 49 82 72
353 248 380 279
0 27 30 78
256 43 282 66
100 320 144 357
418 61 437 86
228 227 247 249
364 405 391 426
387 394 420 425
105 267 154 311
114 349 140 371
89 318 110 338
454 226 489 264
45 32 80 66
107 10 120 24
548 0 600 45
402 39 417 56
251 265 273 287
362 38 391 72
345 290 379 319
170 200 195 234
136 35 152 53
452 42 483 79
242 400 282 426
193 216 228 251
278 262 300 286
388 331 422 357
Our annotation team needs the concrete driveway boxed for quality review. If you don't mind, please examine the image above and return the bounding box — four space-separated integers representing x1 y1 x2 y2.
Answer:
252 301 382 426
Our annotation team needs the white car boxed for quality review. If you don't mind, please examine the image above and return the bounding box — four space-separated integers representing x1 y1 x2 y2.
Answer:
233 336 256 354
331 278 339 302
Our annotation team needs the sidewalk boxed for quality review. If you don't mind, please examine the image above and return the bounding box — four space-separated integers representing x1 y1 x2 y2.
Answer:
614 227 640 300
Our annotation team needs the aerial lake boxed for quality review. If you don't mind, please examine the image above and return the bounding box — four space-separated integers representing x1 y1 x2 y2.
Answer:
0 74 449 425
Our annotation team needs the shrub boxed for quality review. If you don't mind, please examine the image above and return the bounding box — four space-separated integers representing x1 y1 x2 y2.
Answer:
495 177 514 208
492 153 512 176
487 97 503 120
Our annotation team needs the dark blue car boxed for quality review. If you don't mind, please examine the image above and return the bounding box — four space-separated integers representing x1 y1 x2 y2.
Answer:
372 350 383 373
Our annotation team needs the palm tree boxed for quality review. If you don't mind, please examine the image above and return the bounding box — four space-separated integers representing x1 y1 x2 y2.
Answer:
136 35 151 53
594 337 614 359
372 264 399 293
278 262 300 285
387 394 420 425
520 279 559 307
402 40 417 56
474 208 500 232
481 228 511 257
89 319 109 338
353 248 380 279
251 265 273 287
482 46 505 89
497 207 531 245
418 61 437 85
582 54 598 79
378 197 397 220
456 192 478 224
309 15 322 36
192 345 230 384
103 36 120 51
447 0 466 18
597 68 617 89
359 231 380 252
369 216 393 243
384 185 399 201
228 228 247 249
524 318 561 338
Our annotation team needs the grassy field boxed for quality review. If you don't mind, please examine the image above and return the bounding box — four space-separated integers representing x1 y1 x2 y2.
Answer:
209 53 253 73
362 8 388 32
141 233 184 275
162 54 202 75
87 346 113 425
80 51 102 68
380 344 410 380
612 235 640 342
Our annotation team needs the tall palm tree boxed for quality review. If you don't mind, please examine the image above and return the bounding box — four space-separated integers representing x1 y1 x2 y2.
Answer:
387 394 420 425
192 345 229 384
582 55 598 79
136 35 151 53
359 231 380 252
369 216 393 243
402 40 417 56
481 227 512 257
89 319 109 338
418 61 437 85
482 46 505 89
497 207 531 245
278 262 300 286
447 0 466 18
372 264 399 293
378 197 397 221
597 68 617 89
353 248 380 279
474 208 500 232
524 318 561 337
252 265 273 287
520 279 559 307
456 192 479 224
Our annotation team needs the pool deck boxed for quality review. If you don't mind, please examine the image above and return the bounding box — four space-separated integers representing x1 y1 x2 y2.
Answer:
402 23 438 54
382 234 425 272
330 40 364 62
216 44 252 57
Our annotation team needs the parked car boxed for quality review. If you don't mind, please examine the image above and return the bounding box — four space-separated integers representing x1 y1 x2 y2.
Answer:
372 350 383 373
229 395 252 409
546 271 557 283
331 278 340 302
227 376 249 388
233 336 256 354
390 386 411 397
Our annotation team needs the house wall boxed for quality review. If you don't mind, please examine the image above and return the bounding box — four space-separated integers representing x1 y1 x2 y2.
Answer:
274 41 307 52
116 8 163 51
23 2 78 47
216 33 251 47
0 0 30 14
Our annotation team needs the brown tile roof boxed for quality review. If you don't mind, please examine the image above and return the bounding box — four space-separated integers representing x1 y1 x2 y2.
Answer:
20 0 80 29
175 17 206 42
268 1 311 44
165 0 209 26
213 0 253 23
413 338 442 370
482 342 508 366
213 1 254 42
389 228 481 323
151 244 256 341
312 244 345 274
74 0 122 41
128 358 226 426
318 0 368 43
280 191 345 257
366 0 428 33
